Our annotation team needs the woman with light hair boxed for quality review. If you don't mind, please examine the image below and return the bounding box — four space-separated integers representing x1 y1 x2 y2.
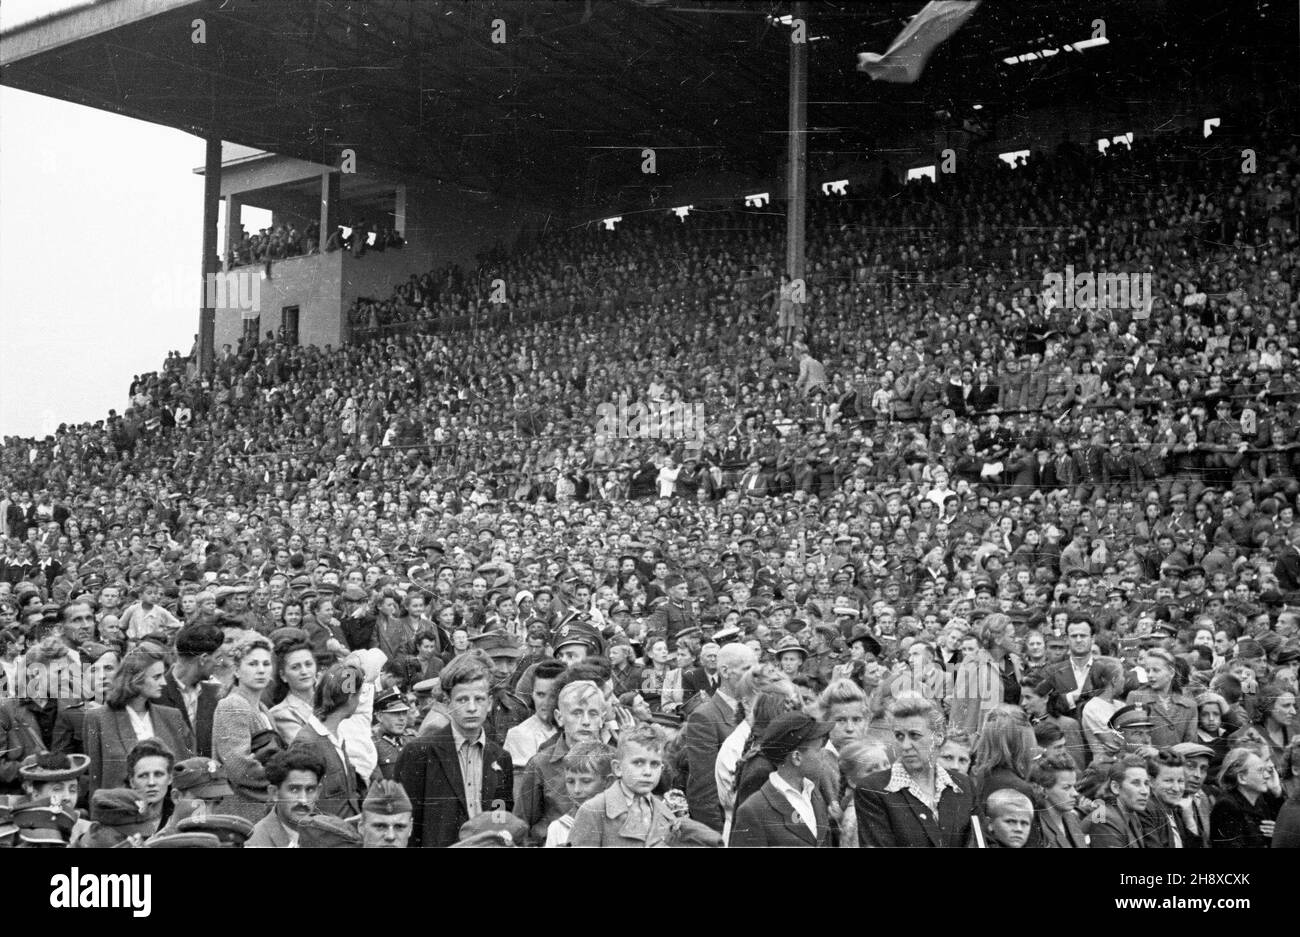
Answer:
1210 746 1284 848
715 664 795 839
837 739 890 849
970 704 1041 847
855 695 975 847
213 633 279 822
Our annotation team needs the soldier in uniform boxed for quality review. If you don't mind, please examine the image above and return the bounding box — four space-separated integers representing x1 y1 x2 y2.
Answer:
550 620 604 666
644 574 699 644
1175 566 1209 619
471 632 532 748
801 625 841 687
10 797 78 847
372 687 410 781
1110 705 1159 759
152 757 233 837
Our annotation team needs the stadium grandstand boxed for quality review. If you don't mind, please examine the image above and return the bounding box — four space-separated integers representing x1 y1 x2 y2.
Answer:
1 0 1299 866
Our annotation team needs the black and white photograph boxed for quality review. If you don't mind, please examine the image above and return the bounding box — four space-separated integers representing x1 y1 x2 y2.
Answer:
0 0 1295 914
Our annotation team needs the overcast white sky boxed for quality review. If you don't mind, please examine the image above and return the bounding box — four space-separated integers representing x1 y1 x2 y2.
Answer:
0 0 213 438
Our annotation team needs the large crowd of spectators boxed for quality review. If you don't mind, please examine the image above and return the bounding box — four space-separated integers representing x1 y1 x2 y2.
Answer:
1 113 1299 848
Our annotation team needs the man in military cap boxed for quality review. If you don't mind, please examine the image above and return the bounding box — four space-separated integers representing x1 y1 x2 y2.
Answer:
471 631 531 747
1108 705 1159 759
297 813 363 848
645 574 699 644
10 797 77 847
75 788 159 848
360 779 413 847
802 625 841 686
372 687 410 781
176 813 255 847
215 584 262 634
552 620 604 666
1175 565 1209 618
153 757 234 837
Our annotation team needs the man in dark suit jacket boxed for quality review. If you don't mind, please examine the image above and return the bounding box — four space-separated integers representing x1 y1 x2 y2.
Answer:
157 623 223 757
680 642 720 700
856 763 975 847
683 644 754 832
395 657 513 848
680 666 716 701
1034 620 1102 719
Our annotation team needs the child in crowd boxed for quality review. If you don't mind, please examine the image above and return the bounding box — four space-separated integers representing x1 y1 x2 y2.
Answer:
985 789 1035 848
937 730 973 775
836 739 891 849
545 740 613 847
569 725 674 847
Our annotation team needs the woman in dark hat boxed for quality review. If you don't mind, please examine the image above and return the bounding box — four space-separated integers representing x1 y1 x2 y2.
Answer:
18 751 90 811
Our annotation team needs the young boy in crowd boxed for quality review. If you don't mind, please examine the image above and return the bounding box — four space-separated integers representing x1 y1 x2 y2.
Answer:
730 711 833 847
985 789 1035 848
545 740 613 847
937 730 973 775
569 725 675 847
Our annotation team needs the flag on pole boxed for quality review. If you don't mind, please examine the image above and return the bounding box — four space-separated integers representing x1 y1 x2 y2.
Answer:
856 1 981 83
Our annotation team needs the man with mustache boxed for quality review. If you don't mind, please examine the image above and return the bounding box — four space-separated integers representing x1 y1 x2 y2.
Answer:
246 747 326 848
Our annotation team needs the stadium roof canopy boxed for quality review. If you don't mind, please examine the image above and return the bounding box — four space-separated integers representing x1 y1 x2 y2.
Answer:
1 0 1294 212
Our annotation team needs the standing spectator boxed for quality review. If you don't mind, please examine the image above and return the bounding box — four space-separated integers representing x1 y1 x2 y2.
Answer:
730 711 832 847
395 653 514 848
213 634 278 823
83 644 193 795
268 637 317 744
288 662 364 818
156 623 222 758
684 643 755 831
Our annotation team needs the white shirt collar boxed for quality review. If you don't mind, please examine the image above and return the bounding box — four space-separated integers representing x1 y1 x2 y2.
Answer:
768 771 815 800
883 761 960 796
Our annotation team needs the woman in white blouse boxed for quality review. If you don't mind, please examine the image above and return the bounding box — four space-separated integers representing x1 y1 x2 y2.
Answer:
269 637 318 744
213 634 278 822
84 644 193 795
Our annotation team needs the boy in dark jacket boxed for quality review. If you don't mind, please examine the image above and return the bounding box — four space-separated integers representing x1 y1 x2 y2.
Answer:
729 712 832 847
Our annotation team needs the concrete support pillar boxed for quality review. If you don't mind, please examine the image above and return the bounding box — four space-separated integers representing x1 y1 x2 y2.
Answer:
223 195 241 270
319 170 340 245
785 1 808 297
199 136 220 376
